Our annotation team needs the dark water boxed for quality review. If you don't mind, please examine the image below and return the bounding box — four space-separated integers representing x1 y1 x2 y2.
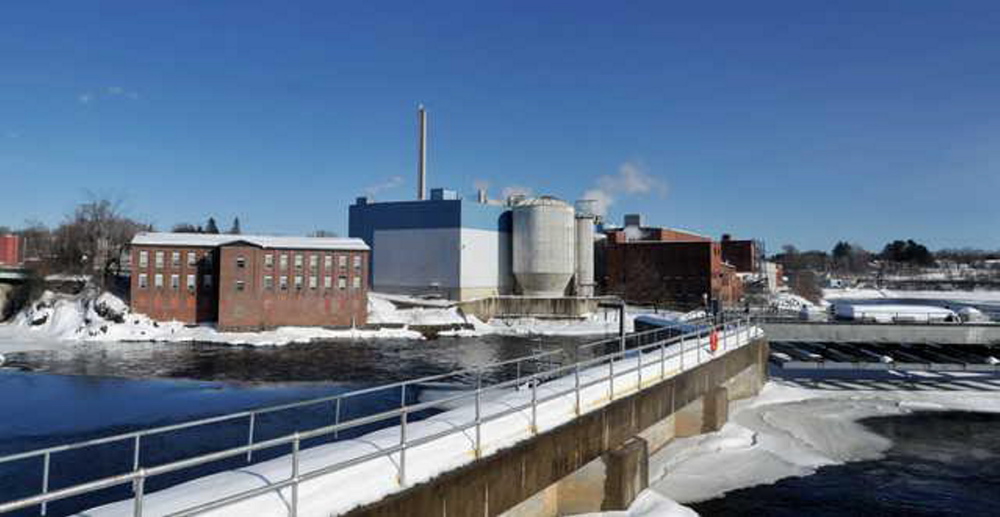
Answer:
691 411 1000 517
0 334 595 516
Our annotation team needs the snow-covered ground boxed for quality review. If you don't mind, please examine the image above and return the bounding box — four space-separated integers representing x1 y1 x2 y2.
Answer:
80 326 761 517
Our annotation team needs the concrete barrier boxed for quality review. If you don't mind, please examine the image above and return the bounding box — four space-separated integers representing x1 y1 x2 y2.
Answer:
761 321 1000 345
346 339 768 517
456 296 604 321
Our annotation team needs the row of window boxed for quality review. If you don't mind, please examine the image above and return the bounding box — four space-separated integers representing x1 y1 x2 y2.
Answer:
138 273 213 290
237 252 363 272
234 275 362 292
138 250 210 270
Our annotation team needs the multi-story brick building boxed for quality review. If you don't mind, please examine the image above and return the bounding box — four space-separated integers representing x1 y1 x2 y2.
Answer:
720 235 759 273
130 233 369 330
599 217 743 309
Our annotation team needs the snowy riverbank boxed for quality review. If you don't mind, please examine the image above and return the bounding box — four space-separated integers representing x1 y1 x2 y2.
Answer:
0 291 646 351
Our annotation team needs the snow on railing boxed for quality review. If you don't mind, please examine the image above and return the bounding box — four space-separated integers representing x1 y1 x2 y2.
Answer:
0 316 761 517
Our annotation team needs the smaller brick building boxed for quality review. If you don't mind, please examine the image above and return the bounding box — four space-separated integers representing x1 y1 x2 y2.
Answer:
130 233 369 330
0 234 22 266
720 235 759 273
599 221 743 309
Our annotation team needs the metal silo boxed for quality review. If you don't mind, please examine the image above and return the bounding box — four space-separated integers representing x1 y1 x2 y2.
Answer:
512 196 576 297
574 200 596 297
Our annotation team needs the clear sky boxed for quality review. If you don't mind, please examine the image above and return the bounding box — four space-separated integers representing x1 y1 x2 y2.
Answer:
2 1 998 252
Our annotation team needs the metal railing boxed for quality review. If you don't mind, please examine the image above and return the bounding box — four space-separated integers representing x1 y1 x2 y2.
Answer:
0 315 758 517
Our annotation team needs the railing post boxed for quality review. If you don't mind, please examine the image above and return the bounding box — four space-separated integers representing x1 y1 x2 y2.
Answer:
333 397 342 439
530 376 538 434
40 452 50 517
609 351 615 401
516 361 521 388
399 385 407 486
475 368 482 459
660 338 665 379
132 435 141 475
290 433 300 517
132 470 145 517
680 333 685 371
637 342 643 390
574 362 581 416
246 412 256 463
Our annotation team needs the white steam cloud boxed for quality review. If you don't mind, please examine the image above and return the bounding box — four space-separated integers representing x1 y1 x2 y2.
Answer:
582 161 667 216
364 175 404 197
501 185 534 199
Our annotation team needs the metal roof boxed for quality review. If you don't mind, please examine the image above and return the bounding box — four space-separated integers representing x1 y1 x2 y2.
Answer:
131 232 369 251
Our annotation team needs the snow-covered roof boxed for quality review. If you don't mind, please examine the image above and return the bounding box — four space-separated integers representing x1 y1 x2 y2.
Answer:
131 232 369 251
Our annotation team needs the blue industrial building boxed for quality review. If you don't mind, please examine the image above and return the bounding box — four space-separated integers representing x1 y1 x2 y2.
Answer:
349 189 514 300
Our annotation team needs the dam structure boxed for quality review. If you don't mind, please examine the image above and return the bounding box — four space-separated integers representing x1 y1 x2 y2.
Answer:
0 316 767 517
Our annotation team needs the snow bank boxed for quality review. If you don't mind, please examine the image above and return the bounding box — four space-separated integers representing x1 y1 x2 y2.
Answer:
824 287 1000 304
770 292 828 312
573 491 698 517
0 291 422 347
646 376 1000 505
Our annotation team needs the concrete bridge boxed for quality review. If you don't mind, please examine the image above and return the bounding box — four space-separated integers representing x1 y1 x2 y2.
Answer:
761 320 1000 345
0 318 766 517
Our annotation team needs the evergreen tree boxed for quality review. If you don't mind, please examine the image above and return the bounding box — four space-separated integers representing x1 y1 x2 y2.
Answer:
230 217 241 235
205 217 220 234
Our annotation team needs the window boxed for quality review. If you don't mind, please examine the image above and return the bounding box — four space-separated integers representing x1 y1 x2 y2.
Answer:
236 256 246 268
263 275 274 290
235 280 245 292
338 276 347 290
138 274 148 289
155 251 164 269
309 254 319 272
154 274 163 288
280 276 288 290
324 255 333 270
170 274 180 290
294 254 303 271
264 254 274 269
138 251 148 268
352 276 361 289
187 251 197 266
353 255 362 270
294 275 303 290
203 274 213 288
172 251 180 268
324 276 332 289
309 276 318 289
338 255 347 268
279 254 288 270
186 275 196 292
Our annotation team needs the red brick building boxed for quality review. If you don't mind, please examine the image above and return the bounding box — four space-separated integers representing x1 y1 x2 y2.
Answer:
0 234 21 266
720 235 759 273
599 222 743 309
130 233 369 330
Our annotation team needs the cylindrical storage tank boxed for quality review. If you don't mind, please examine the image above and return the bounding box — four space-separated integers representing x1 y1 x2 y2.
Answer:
574 200 596 297
513 197 575 297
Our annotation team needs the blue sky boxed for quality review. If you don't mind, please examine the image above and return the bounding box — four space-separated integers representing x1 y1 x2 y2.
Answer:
1 1 998 252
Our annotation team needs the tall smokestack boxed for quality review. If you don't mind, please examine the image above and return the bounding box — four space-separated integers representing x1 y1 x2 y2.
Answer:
417 104 427 201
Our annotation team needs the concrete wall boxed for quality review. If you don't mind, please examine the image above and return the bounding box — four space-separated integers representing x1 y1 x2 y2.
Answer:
346 339 768 517
456 296 602 321
460 228 513 296
762 321 1000 345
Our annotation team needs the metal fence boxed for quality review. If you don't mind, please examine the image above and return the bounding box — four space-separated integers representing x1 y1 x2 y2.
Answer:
0 315 756 517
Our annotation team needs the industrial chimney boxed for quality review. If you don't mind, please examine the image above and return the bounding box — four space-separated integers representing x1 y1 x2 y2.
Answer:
417 105 427 201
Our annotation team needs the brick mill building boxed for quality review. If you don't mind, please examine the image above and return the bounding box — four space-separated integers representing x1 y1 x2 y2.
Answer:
599 217 743 309
130 232 370 330
0 234 22 267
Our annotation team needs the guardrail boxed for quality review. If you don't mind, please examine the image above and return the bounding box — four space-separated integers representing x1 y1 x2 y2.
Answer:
0 315 757 517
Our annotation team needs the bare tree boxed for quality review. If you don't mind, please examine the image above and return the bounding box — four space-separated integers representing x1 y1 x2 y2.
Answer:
51 197 149 285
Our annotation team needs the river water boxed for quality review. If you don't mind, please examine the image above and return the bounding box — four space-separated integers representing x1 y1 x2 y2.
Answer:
691 411 1000 517
0 334 596 517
